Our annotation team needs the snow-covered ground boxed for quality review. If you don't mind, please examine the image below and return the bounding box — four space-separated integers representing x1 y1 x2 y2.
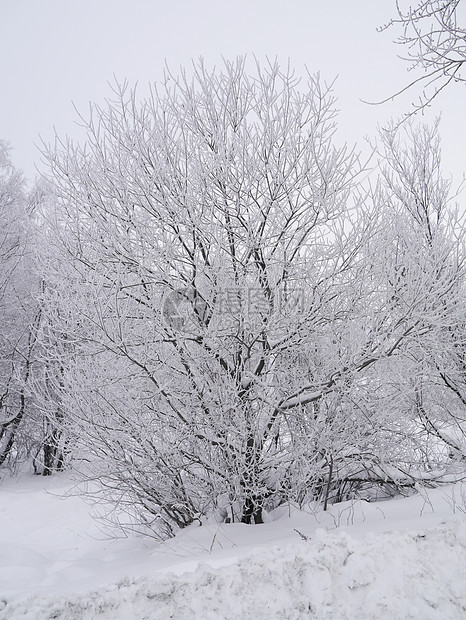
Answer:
0 473 465 619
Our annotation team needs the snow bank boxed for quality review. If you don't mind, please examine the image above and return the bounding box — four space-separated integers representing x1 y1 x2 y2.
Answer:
1 519 465 620
1 474 465 619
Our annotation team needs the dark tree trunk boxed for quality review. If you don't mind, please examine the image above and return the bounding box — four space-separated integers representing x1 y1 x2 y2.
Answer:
0 392 26 467
0 423 18 466
39 426 66 475
241 495 263 524
240 432 264 524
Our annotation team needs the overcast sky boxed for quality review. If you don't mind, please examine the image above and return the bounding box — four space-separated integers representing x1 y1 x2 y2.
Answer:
1 0 465 186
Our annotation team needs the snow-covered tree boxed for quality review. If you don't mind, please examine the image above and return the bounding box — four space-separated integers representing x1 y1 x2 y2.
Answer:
0 148 69 475
376 121 466 466
0 143 41 469
382 1 465 115
41 60 465 537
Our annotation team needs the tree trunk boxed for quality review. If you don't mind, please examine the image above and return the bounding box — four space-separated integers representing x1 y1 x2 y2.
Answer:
240 431 264 524
241 495 263 524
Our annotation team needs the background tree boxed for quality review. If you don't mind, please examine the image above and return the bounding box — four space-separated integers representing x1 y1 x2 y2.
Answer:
0 143 40 469
0 148 68 475
381 1 465 116
377 120 466 464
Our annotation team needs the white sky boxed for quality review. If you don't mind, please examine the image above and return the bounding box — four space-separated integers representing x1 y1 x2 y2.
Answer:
1 0 465 187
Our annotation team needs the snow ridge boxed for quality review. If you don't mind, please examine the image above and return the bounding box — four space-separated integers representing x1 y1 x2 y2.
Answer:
2 519 465 620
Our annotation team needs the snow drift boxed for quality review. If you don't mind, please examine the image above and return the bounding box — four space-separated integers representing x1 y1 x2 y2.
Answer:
1 520 465 619
1 474 465 619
